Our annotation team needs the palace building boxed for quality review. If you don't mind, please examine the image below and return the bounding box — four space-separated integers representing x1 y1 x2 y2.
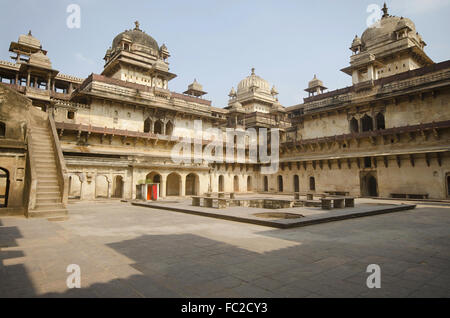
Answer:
0 4 449 217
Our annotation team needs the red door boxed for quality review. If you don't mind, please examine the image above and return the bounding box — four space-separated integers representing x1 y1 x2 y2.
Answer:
151 184 158 200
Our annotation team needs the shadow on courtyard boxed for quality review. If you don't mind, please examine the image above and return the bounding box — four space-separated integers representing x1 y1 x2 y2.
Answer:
1 215 450 297
0 219 36 297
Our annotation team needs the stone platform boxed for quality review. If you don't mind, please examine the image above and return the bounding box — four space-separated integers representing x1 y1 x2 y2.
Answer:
132 198 416 229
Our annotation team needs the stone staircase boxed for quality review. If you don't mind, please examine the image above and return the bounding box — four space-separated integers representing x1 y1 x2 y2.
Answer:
27 125 68 218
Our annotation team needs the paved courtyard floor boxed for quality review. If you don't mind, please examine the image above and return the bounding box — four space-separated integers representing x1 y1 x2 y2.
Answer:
1 199 449 297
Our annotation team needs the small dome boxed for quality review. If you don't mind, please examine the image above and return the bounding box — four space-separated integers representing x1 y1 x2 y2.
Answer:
361 15 416 46
351 35 362 47
308 75 324 89
271 85 279 96
18 30 41 49
29 51 52 69
237 68 270 94
112 22 159 55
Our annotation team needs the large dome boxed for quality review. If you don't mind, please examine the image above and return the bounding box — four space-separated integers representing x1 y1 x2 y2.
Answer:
361 15 416 47
112 23 159 53
237 68 271 94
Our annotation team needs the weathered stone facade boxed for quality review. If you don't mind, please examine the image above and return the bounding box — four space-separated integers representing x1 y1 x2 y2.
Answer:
0 5 449 216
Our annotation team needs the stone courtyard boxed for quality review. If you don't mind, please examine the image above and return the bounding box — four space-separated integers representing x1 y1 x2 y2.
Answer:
1 199 449 298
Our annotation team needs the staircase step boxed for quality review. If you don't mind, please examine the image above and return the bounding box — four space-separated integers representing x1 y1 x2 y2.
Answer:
37 185 60 192
27 208 68 218
36 197 62 204
38 180 59 187
35 163 57 168
35 160 57 165
32 133 51 137
36 171 58 176
33 202 65 209
36 171 58 179
37 175 58 180
36 191 61 199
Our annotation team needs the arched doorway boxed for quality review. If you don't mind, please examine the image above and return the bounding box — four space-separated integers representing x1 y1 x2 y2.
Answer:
95 175 109 198
154 120 163 134
166 121 174 136
69 174 82 199
263 176 268 192
185 173 199 196
294 175 300 193
113 175 124 198
278 175 283 192
361 174 378 197
0 168 10 208
368 176 378 197
218 175 224 192
0 122 5 137
166 173 181 196
234 176 239 192
447 174 450 198
247 176 252 192
146 172 162 196
309 177 316 191
144 117 152 133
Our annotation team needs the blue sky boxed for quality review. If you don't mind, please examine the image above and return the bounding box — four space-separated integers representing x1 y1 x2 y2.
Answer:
0 0 449 108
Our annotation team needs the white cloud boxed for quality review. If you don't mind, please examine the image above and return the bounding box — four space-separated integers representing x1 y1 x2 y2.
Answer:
390 0 450 15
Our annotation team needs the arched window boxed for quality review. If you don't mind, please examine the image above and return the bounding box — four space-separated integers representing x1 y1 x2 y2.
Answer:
165 121 174 136
364 157 372 168
278 175 283 192
233 176 239 192
350 117 359 133
293 175 300 193
361 115 373 132
309 177 316 191
263 176 268 192
218 175 224 192
154 120 163 134
247 176 252 192
376 113 385 130
144 118 152 133
0 122 5 137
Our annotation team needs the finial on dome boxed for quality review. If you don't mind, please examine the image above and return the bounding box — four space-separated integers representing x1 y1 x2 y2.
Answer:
134 21 141 31
28 30 32 36
251 68 255 75
382 3 389 18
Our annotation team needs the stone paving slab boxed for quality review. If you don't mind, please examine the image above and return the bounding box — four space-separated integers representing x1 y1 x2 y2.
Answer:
132 199 416 229
1 201 449 298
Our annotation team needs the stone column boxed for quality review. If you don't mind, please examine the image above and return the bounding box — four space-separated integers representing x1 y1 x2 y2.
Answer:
47 76 51 91
181 174 186 197
160 174 167 198
15 73 19 85
27 71 31 87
